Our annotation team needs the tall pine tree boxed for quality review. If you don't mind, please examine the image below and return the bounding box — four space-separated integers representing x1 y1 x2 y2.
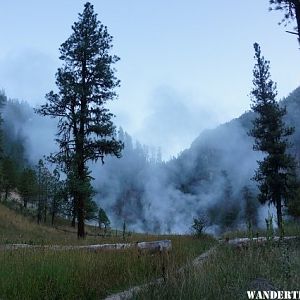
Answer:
249 43 296 232
36 2 123 238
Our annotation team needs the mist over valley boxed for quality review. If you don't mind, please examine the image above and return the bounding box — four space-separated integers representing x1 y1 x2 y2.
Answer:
3 86 300 234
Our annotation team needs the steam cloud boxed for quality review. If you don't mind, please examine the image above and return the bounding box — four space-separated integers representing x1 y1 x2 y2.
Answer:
2 87 300 235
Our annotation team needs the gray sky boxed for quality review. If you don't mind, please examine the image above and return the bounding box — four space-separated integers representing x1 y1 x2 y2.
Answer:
0 1 299 159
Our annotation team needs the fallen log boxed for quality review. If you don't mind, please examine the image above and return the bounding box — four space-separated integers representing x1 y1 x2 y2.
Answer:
225 235 298 249
137 240 172 253
104 235 299 300
0 240 172 252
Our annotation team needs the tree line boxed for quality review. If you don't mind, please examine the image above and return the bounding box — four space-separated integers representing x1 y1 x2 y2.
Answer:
0 154 110 228
1 1 300 237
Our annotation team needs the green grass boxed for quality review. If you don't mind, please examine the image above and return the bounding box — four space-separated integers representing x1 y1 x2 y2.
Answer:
2 201 299 299
0 202 180 245
222 220 300 240
0 235 215 299
0 203 216 299
135 238 300 300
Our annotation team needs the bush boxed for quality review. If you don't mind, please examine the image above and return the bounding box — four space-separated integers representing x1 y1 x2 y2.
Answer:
191 215 208 236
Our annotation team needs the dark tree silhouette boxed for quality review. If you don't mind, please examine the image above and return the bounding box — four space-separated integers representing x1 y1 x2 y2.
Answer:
18 167 38 209
242 186 258 229
98 207 110 230
36 2 123 238
269 0 300 43
249 43 297 232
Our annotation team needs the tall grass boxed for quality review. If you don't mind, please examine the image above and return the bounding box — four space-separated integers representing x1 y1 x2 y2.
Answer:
135 238 300 300
0 234 215 299
0 202 218 298
222 220 300 240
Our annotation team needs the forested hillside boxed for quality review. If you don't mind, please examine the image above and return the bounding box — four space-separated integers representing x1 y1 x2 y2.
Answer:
1 87 300 234
96 87 300 234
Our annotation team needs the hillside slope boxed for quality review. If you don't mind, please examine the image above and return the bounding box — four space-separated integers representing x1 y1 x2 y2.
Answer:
1 87 300 235
98 87 300 234
165 87 300 230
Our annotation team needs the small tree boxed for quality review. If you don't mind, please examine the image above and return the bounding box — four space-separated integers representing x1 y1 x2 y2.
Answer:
18 167 38 208
191 214 208 236
36 159 47 224
249 43 297 233
242 186 258 230
49 168 65 225
122 220 126 240
98 207 110 230
1 156 19 201
85 199 98 222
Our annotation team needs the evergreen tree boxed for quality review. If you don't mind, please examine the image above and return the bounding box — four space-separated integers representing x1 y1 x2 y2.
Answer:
18 167 38 208
83 180 97 221
49 168 65 225
66 165 79 228
98 207 110 229
36 2 123 238
242 186 258 229
36 159 47 224
2 100 29 168
269 0 300 43
1 156 19 201
0 91 6 158
191 214 208 236
249 43 297 232
287 182 300 218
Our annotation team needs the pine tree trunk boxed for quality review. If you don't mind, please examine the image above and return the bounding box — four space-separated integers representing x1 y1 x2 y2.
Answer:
37 207 42 224
44 204 47 223
71 215 76 227
76 56 87 239
77 163 85 239
71 196 76 227
4 188 9 201
77 205 85 238
51 211 55 226
294 1 300 43
276 198 283 234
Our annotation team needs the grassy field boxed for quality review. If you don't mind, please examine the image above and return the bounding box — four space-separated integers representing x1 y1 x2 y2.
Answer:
1 202 300 300
0 203 216 299
0 201 182 245
135 238 300 300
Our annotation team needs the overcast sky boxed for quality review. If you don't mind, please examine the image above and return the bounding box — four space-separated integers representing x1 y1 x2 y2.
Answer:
0 1 299 159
